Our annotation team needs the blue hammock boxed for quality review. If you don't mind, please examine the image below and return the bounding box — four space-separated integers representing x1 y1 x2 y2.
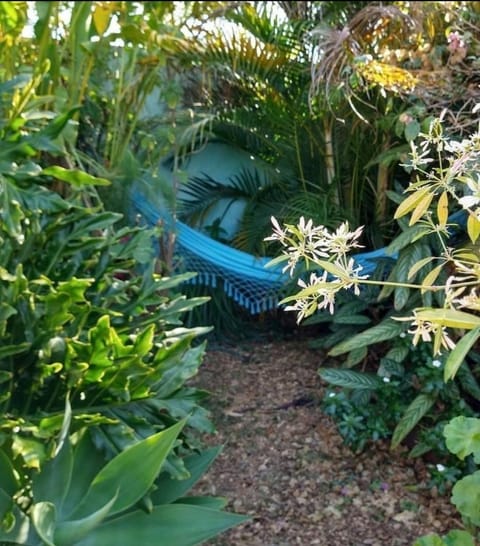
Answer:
131 189 401 314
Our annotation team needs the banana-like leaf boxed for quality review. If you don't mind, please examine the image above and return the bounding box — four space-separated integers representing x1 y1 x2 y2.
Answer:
75 504 250 546
71 420 186 519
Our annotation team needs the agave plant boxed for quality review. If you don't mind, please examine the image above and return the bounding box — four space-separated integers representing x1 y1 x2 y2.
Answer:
0 408 248 546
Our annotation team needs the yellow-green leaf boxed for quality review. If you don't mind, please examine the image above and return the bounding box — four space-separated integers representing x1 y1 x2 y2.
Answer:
394 187 430 220
414 308 480 330
408 256 434 280
467 213 480 244
92 3 113 36
420 263 444 293
437 191 449 228
315 259 349 280
410 191 434 225
444 326 480 382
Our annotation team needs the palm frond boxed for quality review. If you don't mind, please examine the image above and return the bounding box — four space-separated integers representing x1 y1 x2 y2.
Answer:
178 167 280 228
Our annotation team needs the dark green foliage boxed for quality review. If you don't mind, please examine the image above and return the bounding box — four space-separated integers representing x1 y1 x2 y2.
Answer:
321 338 478 467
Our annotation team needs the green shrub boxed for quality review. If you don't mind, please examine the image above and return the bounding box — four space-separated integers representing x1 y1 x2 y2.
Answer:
0 74 248 544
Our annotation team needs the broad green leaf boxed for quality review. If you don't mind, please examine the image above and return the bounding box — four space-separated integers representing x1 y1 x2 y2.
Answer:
451 471 480 526
443 529 475 546
42 166 110 187
333 314 371 325
319 368 383 390
151 446 222 505
394 286 410 311
444 327 480 382
391 394 436 449
72 420 186 519
346 346 368 368
31 437 73 510
0 450 18 497
60 431 106 520
444 416 480 463
457 363 480 402
328 318 406 356
75 504 250 546
31 502 56 546
412 535 446 546
54 493 117 546
385 344 409 363
386 224 430 254
404 119 421 142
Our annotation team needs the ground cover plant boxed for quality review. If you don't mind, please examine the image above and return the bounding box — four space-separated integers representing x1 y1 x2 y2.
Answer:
267 112 480 543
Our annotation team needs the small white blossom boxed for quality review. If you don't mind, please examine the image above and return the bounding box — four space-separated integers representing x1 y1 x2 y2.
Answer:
431 360 442 368
455 289 480 312
383 377 391 383
458 174 480 210
436 464 446 472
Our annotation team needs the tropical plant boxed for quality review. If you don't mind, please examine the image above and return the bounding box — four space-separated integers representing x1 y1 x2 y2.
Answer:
0 50 247 542
0 409 248 545
308 1 480 245
167 2 350 254
266 110 480 542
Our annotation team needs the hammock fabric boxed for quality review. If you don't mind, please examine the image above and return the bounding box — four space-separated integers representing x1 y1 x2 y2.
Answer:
131 190 398 314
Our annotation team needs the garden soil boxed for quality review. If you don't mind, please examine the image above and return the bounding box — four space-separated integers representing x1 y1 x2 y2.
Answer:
190 336 464 546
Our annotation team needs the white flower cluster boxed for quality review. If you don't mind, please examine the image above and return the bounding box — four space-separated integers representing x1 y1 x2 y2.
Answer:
265 216 368 322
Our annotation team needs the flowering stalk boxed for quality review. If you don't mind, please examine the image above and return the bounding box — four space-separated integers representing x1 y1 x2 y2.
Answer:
266 111 480 370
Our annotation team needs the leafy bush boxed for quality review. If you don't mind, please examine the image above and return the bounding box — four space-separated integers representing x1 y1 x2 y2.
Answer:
0 73 247 543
